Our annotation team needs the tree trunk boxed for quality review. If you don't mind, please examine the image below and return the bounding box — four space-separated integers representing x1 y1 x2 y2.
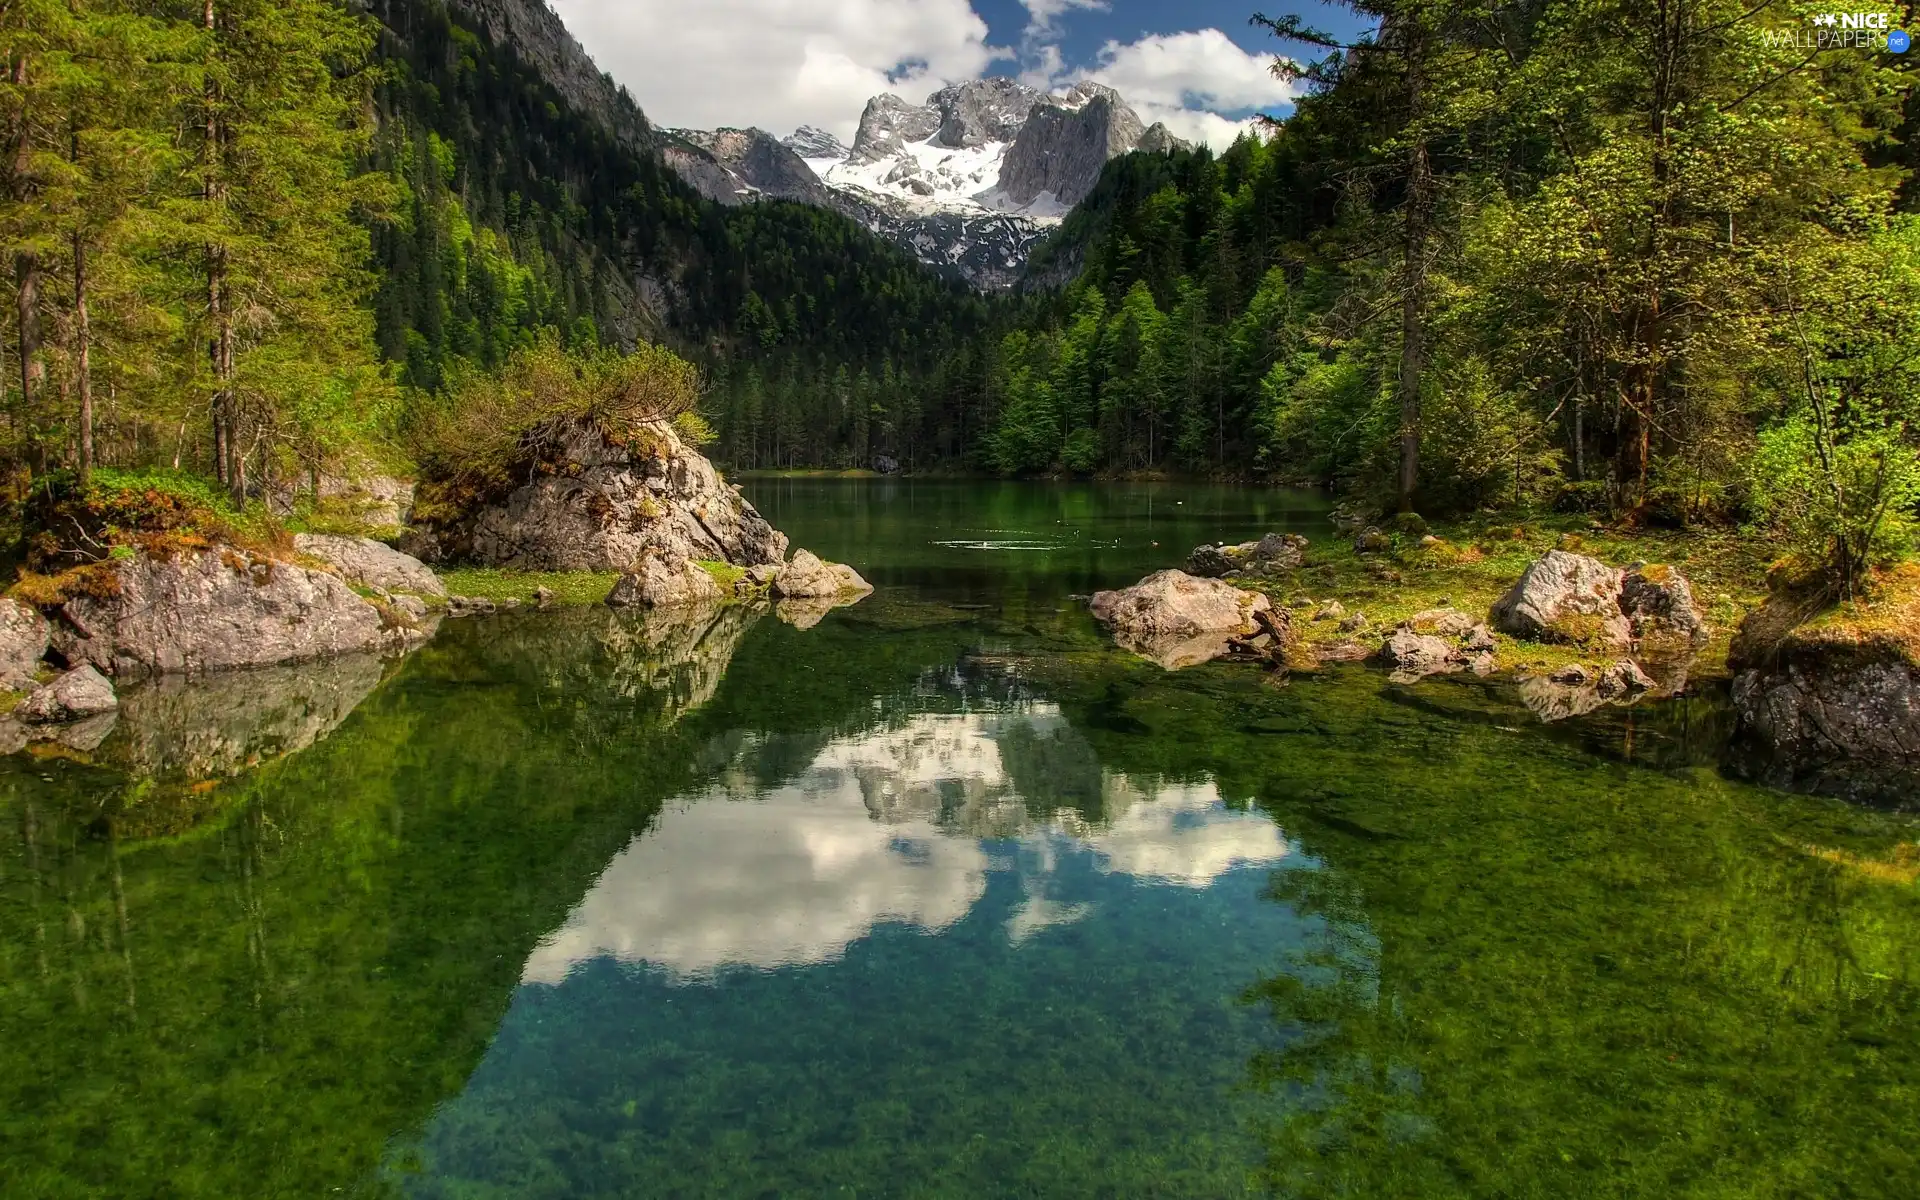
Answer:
11 57 40 456
15 251 38 432
1396 37 1433 514
74 234 92 487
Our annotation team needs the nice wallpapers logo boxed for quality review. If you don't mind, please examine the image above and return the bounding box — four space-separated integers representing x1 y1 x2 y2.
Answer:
1764 12 1910 50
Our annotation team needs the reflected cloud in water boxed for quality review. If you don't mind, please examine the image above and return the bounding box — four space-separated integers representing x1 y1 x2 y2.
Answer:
524 707 1291 984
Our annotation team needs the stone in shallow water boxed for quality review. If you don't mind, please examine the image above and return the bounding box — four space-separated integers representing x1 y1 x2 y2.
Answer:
17 665 118 724
772 550 871 600
56 547 396 677
1090 569 1270 670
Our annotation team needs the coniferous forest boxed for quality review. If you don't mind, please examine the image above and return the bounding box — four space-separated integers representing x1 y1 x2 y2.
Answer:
2 0 1918 580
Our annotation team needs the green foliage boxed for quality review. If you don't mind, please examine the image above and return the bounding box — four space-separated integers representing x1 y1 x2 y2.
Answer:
1750 412 1920 592
408 338 701 508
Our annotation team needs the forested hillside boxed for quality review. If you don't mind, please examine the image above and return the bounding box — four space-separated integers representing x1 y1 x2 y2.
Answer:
974 4 1919 537
0 0 990 498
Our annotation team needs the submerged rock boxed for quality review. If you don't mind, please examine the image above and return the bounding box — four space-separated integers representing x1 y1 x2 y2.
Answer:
16 665 117 723
0 598 49 689
1090 570 1272 670
1491 551 1631 648
293 533 445 598
412 419 786 572
53 548 409 677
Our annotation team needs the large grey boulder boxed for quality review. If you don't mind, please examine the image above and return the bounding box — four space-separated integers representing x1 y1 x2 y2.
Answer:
1491 551 1631 648
606 554 725 609
54 548 405 677
16 664 117 723
293 533 445 598
0 598 49 689
1090 570 1271 670
415 420 787 573
772 550 872 600
1620 564 1709 644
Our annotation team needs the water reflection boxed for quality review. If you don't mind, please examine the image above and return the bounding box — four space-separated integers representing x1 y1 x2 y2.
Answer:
524 707 1291 983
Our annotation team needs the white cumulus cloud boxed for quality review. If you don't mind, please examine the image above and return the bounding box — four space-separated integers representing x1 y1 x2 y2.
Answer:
1086 28 1299 146
1020 0 1109 40
549 0 1001 142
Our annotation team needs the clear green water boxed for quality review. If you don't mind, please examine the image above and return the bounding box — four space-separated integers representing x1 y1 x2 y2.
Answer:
2 480 1918 1198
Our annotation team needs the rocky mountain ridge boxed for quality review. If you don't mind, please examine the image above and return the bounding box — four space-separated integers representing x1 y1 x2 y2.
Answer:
663 77 1186 288
441 0 655 155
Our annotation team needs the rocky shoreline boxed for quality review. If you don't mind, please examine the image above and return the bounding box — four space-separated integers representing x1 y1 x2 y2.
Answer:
1093 534 1918 808
0 418 871 748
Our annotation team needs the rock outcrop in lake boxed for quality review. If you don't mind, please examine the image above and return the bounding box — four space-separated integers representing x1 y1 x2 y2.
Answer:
52 548 423 678
1726 585 1920 806
294 533 446 598
606 552 725 608
772 550 872 600
1090 570 1273 670
1491 551 1708 650
406 419 786 573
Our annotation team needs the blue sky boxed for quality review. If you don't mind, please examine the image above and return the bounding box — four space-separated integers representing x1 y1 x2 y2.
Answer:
549 0 1376 147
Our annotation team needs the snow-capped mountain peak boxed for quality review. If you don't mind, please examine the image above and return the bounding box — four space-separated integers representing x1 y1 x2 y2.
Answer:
804 78 1179 228
660 77 1186 289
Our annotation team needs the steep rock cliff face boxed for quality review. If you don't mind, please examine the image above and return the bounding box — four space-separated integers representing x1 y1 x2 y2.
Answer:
407 420 787 572
663 127 836 208
848 93 947 163
446 0 653 154
995 85 1147 209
